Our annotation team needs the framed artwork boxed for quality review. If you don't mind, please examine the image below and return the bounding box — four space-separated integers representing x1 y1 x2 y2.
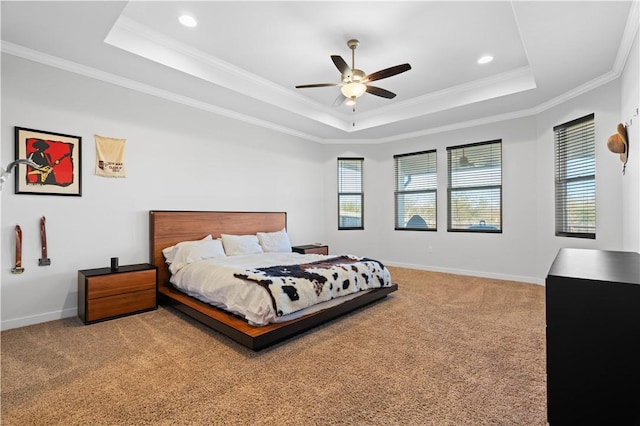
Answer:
14 127 82 196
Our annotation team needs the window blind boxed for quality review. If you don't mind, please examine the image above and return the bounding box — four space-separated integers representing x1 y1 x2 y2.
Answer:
394 150 437 230
554 113 595 238
447 140 502 232
338 157 364 230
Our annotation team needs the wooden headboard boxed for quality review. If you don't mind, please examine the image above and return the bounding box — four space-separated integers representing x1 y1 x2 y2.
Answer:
149 211 287 288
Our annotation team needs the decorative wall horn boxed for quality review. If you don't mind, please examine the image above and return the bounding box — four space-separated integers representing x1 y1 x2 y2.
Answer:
0 159 44 190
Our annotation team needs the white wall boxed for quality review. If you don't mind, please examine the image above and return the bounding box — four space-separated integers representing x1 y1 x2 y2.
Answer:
621 30 640 252
1 55 325 330
534 81 623 279
2 34 638 329
323 81 625 284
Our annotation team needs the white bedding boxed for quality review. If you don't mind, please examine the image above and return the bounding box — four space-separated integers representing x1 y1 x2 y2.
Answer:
170 252 375 326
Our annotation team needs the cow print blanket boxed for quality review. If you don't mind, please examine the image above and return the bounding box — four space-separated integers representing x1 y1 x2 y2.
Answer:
234 255 391 317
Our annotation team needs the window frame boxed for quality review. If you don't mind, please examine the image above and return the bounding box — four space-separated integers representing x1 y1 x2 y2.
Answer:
447 139 503 234
337 157 364 230
554 113 596 239
393 149 437 231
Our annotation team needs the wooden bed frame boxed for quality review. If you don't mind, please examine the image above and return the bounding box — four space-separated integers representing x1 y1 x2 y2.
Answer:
149 211 398 350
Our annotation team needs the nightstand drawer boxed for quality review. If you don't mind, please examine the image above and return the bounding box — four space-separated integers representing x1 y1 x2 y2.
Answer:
87 269 156 299
86 289 156 322
301 246 328 255
78 263 157 324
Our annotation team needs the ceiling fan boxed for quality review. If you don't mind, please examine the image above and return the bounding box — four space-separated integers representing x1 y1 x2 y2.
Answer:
295 39 411 111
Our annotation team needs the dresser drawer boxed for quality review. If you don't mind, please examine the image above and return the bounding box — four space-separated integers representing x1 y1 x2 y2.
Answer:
87 269 156 299
86 289 156 322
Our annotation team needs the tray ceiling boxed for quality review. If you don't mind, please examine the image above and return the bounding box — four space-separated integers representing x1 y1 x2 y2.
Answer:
1 1 637 143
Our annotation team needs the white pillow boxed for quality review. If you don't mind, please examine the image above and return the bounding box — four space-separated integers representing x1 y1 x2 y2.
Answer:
168 239 226 274
162 235 213 264
257 228 292 253
221 234 264 256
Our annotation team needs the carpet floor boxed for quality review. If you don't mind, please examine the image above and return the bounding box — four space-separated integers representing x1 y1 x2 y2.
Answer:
1 266 547 425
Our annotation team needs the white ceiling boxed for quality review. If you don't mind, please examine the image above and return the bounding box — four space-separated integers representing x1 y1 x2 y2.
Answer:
1 1 637 143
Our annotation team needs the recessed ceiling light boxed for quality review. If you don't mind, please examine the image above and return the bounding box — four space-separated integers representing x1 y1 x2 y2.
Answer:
477 55 494 65
179 15 197 28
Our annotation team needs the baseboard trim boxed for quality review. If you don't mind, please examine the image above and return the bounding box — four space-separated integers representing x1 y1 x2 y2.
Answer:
383 260 545 286
1 307 77 331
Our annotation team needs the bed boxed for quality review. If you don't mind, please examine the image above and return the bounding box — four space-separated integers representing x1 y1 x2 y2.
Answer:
149 210 398 350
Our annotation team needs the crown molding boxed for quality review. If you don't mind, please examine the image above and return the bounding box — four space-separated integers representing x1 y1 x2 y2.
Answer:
351 66 536 132
325 1 640 144
0 41 323 143
325 66 624 145
105 15 541 135
105 16 350 132
323 108 538 145
613 0 640 74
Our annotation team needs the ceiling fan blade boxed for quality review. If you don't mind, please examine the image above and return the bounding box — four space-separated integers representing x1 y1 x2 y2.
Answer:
332 93 347 107
331 55 350 75
364 63 412 82
295 83 341 89
366 85 396 99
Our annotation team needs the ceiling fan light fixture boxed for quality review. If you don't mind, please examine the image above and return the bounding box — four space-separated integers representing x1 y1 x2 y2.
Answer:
341 82 367 99
295 39 411 110
459 150 473 167
351 69 366 82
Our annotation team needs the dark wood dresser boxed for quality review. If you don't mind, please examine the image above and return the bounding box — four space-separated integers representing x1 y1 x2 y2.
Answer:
78 263 157 324
546 248 640 425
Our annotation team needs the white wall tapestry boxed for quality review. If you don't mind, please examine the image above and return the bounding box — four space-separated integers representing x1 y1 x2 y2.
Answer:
95 134 126 177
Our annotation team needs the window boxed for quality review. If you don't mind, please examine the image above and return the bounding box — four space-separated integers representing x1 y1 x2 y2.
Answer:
447 140 502 232
338 157 363 230
554 113 595 238
394 150 437 230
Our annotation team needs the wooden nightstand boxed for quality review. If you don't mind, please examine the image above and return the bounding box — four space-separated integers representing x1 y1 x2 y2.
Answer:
292 244 329 255
78 263 157 324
